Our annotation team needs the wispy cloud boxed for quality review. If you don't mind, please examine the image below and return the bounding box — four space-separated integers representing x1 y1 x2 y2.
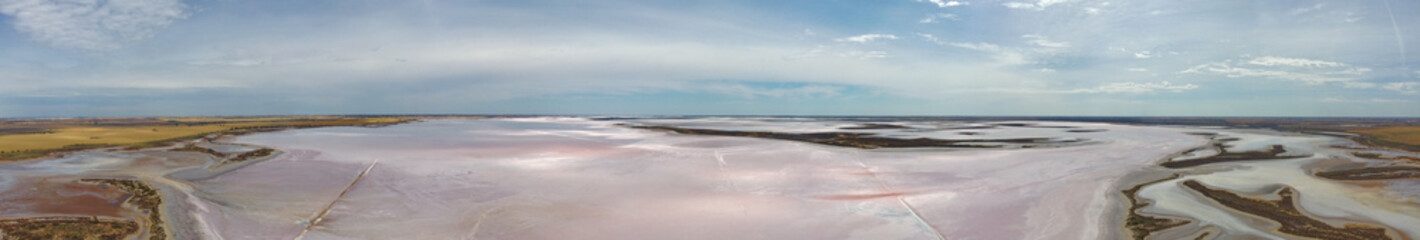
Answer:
1181 56 1371 85
835 34 898 43
1246 56 1348 68
945 41 1029 65
1078 81 1197 94
1322 97 1411 103
701 83 844 99
1383 82 1419 94
929 35 1069 66
1002 0 1073 10
918 13 958 23
974 81 1198 94
1022 34 1068 48
0 0 189 51
841 51 890 59
917 0 968 8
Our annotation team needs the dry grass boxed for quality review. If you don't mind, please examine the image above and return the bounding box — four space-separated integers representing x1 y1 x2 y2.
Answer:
0 217 138 240
0 125 232 152
0 116 412 160
1350 126 1420 146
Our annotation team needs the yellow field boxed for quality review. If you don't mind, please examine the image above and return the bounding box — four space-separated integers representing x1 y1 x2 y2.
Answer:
0 116 413 159
1350 126 1420 146
0 125 231 152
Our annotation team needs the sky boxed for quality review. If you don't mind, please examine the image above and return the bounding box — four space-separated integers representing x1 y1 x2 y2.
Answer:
0 0 1417 117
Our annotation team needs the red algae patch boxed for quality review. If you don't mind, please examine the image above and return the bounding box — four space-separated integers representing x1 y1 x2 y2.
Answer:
0 178 129 218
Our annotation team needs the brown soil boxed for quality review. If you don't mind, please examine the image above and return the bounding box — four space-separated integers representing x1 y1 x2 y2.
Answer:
80 179 165 240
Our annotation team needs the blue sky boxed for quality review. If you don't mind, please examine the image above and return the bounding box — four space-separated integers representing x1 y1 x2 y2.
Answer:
0 0 1417 117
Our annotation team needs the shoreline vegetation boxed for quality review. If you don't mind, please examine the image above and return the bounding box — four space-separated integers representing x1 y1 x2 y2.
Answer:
0 216 138 240
0 116 447 239
1181 180 1393 240
626 125 1086 149
0 116 442 161
1122 129 1420 239
80 179 166 240
1120 174 1190 240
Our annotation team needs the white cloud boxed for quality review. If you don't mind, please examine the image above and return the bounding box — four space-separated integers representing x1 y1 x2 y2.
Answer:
1082 81 1197 93
1126 68 1149 72
935 36 1069 66
1322 97 1411 103
918 13 958 23
1246 56 1348 68
1288 3 1325 16
1342 82 1376 88
1383 82 1419 94
1003 0 1073 10
945 42 1030 65
918 0 967 8
835 34 898 43
701 84 843 99
841 51 890 59
1182 57 1374 85
1133 51 1153 59
1035 68 1056 73
1180 62 1353 84
1022 34 1068 48
0 0 188 51
1003 2 1037 9
975 81 1198 94
782 45 827 60
946 42 1000 51
1084 7 1101 15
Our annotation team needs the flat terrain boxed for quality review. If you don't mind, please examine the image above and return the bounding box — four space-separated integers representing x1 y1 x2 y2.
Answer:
0 116 415 161
2 116 1419 240
1350 126 1420 150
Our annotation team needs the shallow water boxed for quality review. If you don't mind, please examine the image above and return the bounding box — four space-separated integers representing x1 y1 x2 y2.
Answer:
187 118 1205 239
2 118 1417 239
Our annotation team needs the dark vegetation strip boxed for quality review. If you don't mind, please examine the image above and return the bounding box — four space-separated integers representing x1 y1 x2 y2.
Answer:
213 148 276 168
0 144 112 162
81 179 166 240
838 123 911 130
629 125 1084 149
0 216 138 240
1162 145 1309 168
170 145 227 158
1351 152 1420 164
1315 166 1420 180
1181 180 1392 240
1348 134 1420 153
1121 174 1190 240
